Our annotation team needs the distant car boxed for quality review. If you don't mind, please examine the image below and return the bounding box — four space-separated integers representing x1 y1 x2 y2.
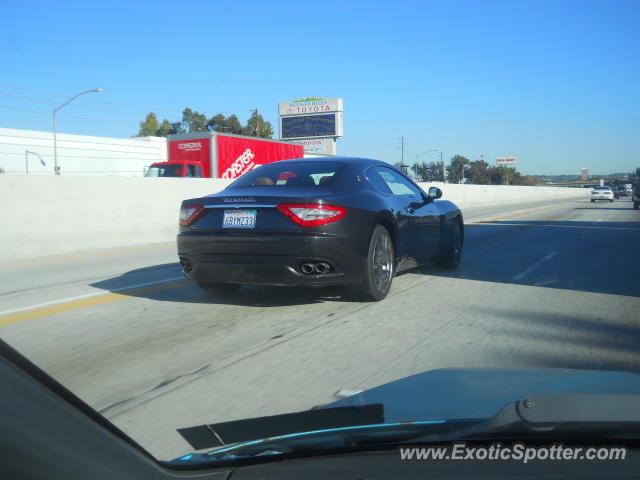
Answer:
633 183 640 210
177 158 464 301
610 187 620 199
617 187 628 197
591 186 614 203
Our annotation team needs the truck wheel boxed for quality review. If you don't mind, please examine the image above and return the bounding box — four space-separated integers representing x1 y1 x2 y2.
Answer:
345 225 394 302
197 282 242 294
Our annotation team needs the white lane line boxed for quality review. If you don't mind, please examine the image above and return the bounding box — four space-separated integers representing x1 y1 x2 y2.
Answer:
511 252 558 281
0 276 185 316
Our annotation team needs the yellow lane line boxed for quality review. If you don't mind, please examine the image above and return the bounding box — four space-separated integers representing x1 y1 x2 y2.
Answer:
0 243 174 268
469 222 640 230
473 203 571 224
0 280 189 327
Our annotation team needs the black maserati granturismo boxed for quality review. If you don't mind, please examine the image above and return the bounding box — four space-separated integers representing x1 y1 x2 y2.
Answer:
177 157 463 301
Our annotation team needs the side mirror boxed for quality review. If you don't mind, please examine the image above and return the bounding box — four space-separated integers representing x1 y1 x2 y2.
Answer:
428 186 442 200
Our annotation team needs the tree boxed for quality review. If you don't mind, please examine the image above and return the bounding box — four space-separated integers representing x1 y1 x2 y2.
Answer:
181 108 208 133
156 119 172 137
207 113 228 132
393 161 409 175
520 175 544 186
242 110 274 138
497 166 516 185
138 113 159 137
465 160 490 184
226 114 243 134
170 121 186 135
446 155 470 183
411 161 442 182
136 108 275 137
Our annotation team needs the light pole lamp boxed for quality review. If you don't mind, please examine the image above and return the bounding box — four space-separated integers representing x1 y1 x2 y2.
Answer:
25 150 45 175
52 88 103 175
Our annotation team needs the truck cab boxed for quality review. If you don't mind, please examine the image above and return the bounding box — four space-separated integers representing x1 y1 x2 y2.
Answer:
145 162 203 178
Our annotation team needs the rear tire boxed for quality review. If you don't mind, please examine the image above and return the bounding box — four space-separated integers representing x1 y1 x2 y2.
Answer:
590 199 595 203
435 218 463 269
197 282 242 294
610 199 614 203
345 225 395 302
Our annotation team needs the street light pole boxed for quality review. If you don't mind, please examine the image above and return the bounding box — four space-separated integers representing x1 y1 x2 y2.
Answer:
52 88 103 175
25 150 45 175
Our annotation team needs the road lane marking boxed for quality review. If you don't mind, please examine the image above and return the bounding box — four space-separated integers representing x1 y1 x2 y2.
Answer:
472 203 572 224
0 276 185 316
512 252 558 281
0 243 174 268
468 223 640 230
0 278 189 327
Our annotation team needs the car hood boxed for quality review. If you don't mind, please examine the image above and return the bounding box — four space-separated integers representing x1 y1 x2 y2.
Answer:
322 367 640 422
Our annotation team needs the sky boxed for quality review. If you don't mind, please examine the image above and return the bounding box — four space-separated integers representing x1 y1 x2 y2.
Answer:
1 0 639 175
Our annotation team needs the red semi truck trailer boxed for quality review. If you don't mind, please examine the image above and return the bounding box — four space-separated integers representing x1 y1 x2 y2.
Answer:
145 132 304 179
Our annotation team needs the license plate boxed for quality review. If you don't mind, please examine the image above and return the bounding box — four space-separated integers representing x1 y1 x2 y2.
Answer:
222 210 256 229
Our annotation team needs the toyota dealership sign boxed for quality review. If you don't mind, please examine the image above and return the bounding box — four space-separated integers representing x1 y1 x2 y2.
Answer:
278 97 343 155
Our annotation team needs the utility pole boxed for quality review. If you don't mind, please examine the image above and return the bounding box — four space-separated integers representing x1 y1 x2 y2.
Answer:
440 150 444 181
255 108 260 137
398 136 407 174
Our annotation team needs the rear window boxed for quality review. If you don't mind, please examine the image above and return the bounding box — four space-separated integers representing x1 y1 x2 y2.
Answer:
228 161 346 188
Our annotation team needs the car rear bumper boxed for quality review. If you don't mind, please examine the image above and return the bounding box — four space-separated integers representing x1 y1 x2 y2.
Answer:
177 232 366 286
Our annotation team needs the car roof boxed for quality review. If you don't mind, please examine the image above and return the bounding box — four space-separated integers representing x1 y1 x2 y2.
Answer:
273 157 390 168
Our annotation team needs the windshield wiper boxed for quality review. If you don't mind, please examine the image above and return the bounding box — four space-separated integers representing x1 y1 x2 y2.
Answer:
170 394 640 468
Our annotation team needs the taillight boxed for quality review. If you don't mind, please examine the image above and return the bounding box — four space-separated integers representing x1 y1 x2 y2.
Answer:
179 203 204 226
277 203 346 227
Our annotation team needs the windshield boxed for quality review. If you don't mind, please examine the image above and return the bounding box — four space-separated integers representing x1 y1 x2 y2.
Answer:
145 165 183 177
1 0 640 471
228 161 345 188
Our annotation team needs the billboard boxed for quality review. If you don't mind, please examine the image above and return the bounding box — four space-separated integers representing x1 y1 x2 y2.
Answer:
278 97 344 141
281 114 338 138
216 135 303 179
496 157 517 165
581 168 589 181
168 138 212 177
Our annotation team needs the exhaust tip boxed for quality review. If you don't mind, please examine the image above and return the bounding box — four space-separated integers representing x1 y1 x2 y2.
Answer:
301 263 315 274
315 262 330 274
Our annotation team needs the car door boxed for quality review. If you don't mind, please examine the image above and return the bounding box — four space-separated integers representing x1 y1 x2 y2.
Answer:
372 167 440 261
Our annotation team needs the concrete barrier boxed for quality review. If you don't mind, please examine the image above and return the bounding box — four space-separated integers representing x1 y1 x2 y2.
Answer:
0 175 231 260
418 181 589 209
0 175 588 260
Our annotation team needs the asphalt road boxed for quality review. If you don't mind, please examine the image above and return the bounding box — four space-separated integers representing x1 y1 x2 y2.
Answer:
1 197 639 460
